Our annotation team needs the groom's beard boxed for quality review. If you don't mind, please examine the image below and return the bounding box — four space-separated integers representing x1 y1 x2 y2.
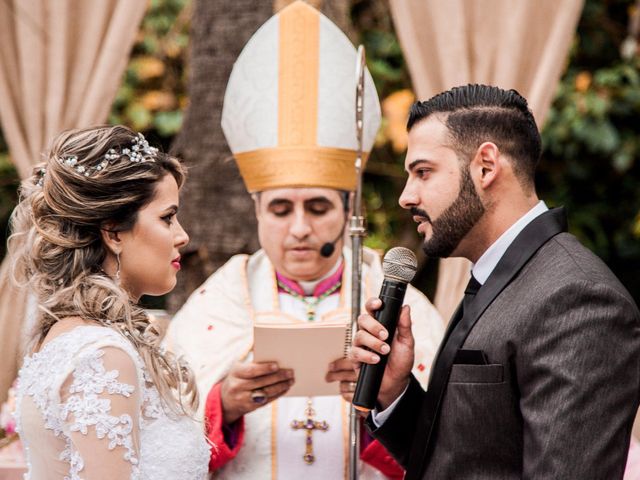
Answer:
417 166 485 258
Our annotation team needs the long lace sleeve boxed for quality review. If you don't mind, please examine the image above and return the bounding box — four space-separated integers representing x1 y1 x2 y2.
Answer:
58 345 142 479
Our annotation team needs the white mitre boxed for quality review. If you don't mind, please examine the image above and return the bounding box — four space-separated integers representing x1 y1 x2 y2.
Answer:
221 0 381 193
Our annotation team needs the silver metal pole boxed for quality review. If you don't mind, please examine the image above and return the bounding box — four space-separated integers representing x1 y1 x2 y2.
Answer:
348 44 367 480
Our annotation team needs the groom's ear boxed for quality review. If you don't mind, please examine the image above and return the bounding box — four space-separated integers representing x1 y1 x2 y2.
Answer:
472 141 501 190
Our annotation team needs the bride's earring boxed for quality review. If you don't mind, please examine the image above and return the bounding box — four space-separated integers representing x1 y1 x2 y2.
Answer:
115 252 121 283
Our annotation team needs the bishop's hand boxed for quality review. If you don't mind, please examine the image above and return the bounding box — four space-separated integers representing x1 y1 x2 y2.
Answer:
349 299 415 410
221 361 294 424
325 357 358 403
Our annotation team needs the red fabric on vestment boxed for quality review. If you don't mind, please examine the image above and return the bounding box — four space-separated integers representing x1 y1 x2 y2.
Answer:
361 435 405 480
205 382 245 471
205 381 404 478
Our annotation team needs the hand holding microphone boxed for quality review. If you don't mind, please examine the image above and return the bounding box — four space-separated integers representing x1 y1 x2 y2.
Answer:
351 247 418 412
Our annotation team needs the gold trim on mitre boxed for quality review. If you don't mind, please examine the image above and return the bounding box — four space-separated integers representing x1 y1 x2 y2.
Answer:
235 146 369 193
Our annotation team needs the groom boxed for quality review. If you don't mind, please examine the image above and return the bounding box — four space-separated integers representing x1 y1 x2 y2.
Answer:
351 84 640 479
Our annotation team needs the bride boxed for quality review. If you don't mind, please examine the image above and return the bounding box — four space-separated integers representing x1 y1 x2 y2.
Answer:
7 126 210 479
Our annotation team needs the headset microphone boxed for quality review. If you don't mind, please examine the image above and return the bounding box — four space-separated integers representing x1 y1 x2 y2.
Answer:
320 241 337 258
320 213 349 258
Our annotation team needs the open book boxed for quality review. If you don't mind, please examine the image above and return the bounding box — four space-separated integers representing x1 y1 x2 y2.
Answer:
253 322 349 397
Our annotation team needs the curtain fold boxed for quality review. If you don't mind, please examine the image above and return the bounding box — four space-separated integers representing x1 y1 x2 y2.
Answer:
390 0 583 322
0 0 147 404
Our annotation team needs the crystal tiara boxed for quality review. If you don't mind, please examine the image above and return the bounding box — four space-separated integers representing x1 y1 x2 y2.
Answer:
37 133 158 186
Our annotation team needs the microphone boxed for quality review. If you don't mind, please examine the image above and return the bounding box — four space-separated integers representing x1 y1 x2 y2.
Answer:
352 247 418 412
320 244 335 257
320 214 349 258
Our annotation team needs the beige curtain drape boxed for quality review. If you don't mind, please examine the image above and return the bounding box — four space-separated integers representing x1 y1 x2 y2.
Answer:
0 0 147 404
390 0 584 322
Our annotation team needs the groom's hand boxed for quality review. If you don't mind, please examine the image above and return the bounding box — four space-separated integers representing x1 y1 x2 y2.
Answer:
349 299 415 410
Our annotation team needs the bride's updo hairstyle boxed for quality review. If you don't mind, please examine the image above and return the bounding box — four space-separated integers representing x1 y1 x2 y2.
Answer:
9 125 197 414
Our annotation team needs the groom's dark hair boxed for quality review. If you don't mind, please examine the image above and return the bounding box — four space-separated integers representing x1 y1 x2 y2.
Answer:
407 84 541 188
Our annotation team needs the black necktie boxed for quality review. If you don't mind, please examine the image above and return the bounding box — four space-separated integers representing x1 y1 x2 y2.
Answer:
463 274 482 314
435 274 483 349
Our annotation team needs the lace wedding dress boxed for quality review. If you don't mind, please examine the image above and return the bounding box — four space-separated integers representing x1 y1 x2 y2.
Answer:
14 325 210 479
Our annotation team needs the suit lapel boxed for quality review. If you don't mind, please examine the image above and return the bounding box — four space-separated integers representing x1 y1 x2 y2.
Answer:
405 208 568 479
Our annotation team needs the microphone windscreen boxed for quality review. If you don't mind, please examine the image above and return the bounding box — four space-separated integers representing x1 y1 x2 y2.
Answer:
320 243 335 258
382 247 418 283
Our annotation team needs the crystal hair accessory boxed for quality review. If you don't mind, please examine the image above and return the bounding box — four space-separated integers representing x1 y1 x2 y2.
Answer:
36 167 46 187
59 132 158 178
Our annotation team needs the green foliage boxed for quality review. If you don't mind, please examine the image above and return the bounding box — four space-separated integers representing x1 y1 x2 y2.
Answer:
0 131 19 260
361 29 408 97
538 0 640 296
351 0 415 254
109 0 190 145
352 0 412 99
0 156 19 259
360 144 410 253
154 110 184 136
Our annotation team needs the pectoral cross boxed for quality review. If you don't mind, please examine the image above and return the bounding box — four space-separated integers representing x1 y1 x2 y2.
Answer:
291 399 329 464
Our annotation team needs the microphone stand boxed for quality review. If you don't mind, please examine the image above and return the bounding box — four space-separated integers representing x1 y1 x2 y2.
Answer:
347 44 367 480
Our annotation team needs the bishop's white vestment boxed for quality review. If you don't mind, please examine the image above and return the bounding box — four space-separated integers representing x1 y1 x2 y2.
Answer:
166 247 444 479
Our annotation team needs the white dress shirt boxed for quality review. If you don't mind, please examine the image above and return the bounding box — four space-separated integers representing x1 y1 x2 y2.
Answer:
471 200 548 285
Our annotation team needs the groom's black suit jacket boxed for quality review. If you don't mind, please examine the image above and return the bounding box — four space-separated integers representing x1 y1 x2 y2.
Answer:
368 208 640 479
